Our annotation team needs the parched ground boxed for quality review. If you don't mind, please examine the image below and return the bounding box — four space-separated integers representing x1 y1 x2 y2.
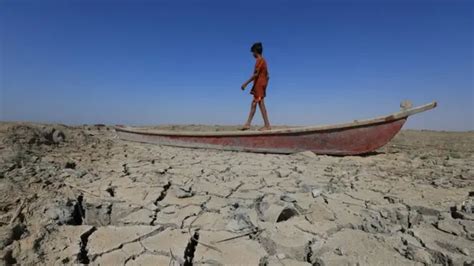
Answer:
0 122 473 265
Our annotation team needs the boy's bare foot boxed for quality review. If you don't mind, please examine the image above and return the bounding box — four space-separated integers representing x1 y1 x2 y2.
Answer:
258 126 271 131
241 125 251 131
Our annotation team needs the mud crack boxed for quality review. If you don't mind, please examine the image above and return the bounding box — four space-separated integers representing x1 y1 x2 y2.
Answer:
184 231 199 266
77 226 97 264
156 181 172 203
150 182 172 225
72 195 85 225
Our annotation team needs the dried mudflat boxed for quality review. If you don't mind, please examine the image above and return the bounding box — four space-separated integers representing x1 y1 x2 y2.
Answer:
0 122 473 265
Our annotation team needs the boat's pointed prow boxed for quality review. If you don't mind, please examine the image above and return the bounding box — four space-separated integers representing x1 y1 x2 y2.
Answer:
395 101 437 119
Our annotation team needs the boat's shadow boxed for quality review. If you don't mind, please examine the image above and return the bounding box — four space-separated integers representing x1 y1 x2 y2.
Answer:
359 151 385 157
324 151 385 157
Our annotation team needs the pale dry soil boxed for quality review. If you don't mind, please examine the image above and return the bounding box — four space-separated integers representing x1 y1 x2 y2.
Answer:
0 122 473 265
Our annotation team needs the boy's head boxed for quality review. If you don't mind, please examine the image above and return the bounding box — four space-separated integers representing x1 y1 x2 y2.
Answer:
251 42 263 58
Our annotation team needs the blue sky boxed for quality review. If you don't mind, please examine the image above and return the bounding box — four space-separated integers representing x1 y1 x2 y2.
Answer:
1 0 473 130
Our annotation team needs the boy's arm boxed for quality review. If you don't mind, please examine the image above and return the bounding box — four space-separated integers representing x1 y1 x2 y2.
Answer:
241 68 260 90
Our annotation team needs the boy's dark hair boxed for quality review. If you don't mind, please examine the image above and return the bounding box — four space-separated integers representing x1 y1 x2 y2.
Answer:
251 42 263 54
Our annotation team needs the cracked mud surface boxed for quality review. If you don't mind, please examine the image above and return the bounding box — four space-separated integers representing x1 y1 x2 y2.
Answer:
0 122 473 265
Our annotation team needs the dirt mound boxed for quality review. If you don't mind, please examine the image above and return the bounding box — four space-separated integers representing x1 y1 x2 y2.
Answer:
1 123 96 148
0 123 114 264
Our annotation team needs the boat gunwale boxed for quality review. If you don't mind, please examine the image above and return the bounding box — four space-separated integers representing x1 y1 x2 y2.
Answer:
115 101 436 137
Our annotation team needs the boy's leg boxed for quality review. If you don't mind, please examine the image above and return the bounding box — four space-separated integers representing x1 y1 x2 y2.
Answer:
258 99 271 130
242 100 258 130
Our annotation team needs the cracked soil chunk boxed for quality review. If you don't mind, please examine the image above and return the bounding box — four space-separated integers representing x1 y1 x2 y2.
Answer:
88 225 161 258
313 229 417 265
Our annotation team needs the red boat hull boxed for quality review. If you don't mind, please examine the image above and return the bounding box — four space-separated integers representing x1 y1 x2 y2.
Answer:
116 118 406 155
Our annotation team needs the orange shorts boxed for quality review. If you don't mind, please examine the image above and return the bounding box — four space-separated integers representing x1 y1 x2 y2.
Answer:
251 86 266 103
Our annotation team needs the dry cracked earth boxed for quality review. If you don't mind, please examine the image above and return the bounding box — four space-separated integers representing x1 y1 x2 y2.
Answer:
0 122 473 265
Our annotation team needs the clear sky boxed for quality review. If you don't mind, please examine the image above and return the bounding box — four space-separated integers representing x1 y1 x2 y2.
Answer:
1 0 473 131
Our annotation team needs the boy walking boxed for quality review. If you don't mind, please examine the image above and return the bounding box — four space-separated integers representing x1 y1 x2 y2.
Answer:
241 42 271 131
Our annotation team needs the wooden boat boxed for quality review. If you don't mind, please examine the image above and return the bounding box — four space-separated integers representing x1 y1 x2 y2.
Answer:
115 101 437 155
